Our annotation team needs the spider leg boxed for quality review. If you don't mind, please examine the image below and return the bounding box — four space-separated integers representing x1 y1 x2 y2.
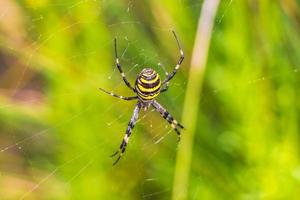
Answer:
152 100 184 141
160 82 169 93
159 64 169 93
111 102 141 165
162 30 184 85
99 88 138 101
114 38 135 91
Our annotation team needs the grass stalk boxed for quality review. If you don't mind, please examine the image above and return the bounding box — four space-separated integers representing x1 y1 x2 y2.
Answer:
171 0 220 199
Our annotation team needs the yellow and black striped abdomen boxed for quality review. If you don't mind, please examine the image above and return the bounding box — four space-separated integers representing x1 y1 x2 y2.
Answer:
135 68 161 101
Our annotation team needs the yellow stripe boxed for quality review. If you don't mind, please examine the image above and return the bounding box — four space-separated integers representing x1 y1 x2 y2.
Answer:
137 81 161 92
139 92 160 100
140 75 159 84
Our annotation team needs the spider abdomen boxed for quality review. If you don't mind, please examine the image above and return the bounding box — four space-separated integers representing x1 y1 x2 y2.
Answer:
135 68 161 101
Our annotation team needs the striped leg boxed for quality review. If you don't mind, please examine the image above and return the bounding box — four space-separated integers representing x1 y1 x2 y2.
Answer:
152 100 184 141
111 103 141 165
99 88 138 101
114 38 135 91
162 30 184 85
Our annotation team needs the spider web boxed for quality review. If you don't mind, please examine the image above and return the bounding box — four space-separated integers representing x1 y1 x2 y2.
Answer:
0 0 299 199
0 1 186 199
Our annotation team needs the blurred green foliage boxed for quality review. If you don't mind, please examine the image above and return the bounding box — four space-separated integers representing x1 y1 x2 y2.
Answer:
0 0 300 199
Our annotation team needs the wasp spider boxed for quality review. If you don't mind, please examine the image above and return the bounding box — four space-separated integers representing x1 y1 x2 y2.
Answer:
100 31 184 165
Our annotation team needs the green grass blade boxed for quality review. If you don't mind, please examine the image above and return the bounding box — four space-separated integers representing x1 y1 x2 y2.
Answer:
172 1 220 199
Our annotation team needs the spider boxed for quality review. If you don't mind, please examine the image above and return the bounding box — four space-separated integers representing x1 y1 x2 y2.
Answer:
99 30 184 165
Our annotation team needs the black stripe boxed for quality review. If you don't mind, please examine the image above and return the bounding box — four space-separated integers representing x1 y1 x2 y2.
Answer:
120 140 126 149
138 96 150 101
178 123 184 129
163 111 169 119
174 127 181 135
137 77 161 89
128 121 134 129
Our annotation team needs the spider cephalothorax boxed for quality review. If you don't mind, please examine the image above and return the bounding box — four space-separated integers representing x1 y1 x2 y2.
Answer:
99 31 184 165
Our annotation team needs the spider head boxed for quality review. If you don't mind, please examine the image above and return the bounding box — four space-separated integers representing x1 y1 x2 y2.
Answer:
135 68 161 102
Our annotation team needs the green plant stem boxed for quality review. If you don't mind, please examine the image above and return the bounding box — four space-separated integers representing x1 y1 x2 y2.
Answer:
171 0 220 199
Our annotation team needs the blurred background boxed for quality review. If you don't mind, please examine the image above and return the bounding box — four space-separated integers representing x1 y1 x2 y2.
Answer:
0 0 300 199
